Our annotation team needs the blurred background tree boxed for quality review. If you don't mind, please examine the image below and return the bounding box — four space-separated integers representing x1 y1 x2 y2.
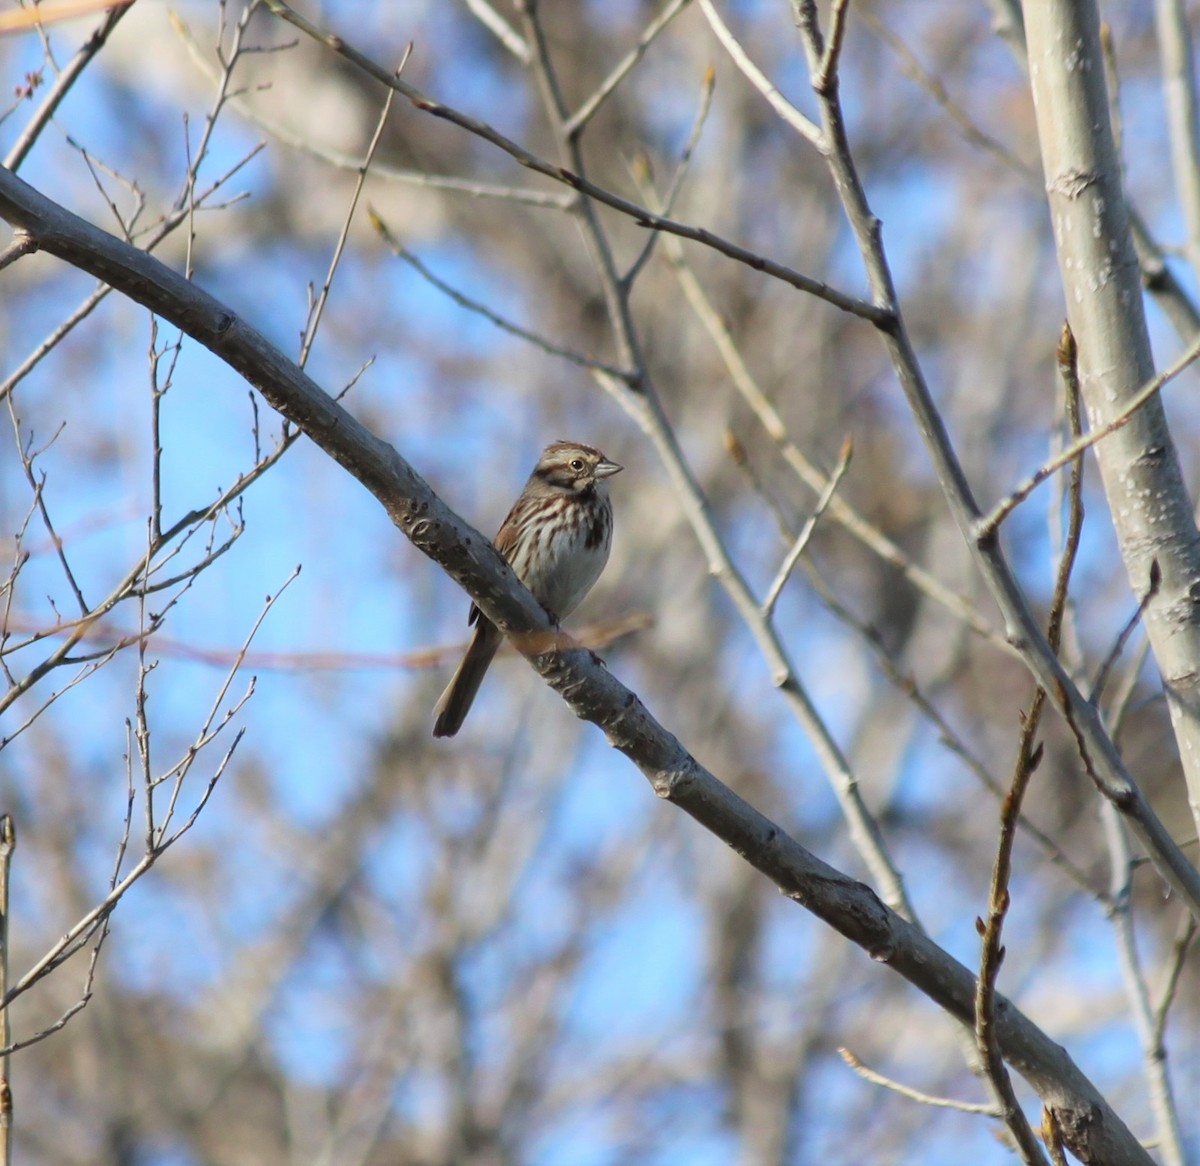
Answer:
0 0 1197 1163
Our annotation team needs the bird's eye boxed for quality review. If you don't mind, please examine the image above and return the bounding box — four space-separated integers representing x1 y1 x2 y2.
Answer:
570 458 584 471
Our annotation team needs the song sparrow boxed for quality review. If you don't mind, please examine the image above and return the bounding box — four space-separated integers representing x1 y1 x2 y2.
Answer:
432 440 622 738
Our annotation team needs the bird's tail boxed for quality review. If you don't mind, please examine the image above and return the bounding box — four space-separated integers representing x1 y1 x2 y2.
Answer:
432 620 503 737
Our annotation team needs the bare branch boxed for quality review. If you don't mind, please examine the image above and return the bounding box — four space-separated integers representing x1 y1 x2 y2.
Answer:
978 331 1200 540
462 0 529 63
838 1047 1000 1116
299 50 407 367
697 0 822 147
564 0 691 138
1155 0 1200 280
975 707 1051 1166
1152 915 1197 1052
0 233 36 273
762 433 851 618
640 175 1008 650
815 0 852 94
3 2 134 171
0 88 1168 1166
784 0 1200 926
0 813 13 1166
369 209 636 382
263 0 889 324
973 326 1085 1166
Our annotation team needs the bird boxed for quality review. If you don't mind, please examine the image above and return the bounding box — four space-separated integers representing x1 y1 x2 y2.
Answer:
433 440 622 738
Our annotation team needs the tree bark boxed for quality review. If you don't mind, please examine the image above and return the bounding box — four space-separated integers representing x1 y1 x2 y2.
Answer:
1026 0 1200 840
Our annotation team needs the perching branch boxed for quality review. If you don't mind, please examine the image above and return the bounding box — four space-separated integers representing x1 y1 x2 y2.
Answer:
0 159 1162 1166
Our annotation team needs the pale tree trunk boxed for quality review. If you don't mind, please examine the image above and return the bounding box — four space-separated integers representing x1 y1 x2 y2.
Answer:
1026 0 1200 840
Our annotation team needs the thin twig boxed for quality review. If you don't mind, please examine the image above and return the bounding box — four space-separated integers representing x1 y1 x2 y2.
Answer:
3 2 134 170
369 209 636 382
971 324 1085 1166
838 1047 1000 1116
974 715 1050 1166
462 0 529 63
623 63 716 289
300 49 407 367
815 0 852 93
152 569 294 846
1090 564 1160 708
762 434 851 617
265 0 889 324
978 327 1200 540
696 0 823 147
0 233 36 272
0 814 13 1166
633 168 1010 653
1152 915 1197 1051
564 0 691 138
8 410 88 615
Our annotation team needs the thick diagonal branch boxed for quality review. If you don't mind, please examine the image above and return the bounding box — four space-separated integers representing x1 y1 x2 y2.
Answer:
0 163 1160 1166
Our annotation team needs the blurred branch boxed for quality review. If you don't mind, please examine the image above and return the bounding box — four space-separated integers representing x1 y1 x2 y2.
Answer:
1098 466 1188 1166
462 0 529 63
977 331 1200 539
814 0 851 92
860 9 1039 182
1102 796 1189 1166
263 0 891 324
1089 570 1160 709
838 1047 999 1117
3 1 134 171
783 0 1200 927
802 549 1100 896
1155 0 1200 281
368 210 636 381
0 814 12 1166
644 182 1009 651
761 433 850 618
0 234 36 273
173 13 575 208
299 50 406 368
0 610 651 672
515 0 914 921
1152 915 1197 1053
696 0 822 146
623 64 715 288
0 158 1162 1165
1129 206 1200 338
564 0 691 139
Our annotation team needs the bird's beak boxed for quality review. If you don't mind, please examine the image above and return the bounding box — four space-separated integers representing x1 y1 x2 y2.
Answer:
595 458 623 479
